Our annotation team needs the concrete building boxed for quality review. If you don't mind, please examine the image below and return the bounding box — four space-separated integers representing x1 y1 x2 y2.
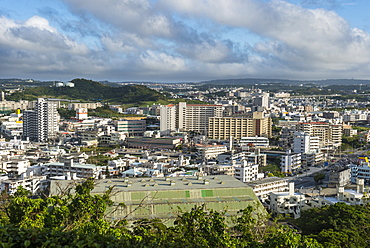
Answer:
280 150 302 174
160 102 223 135
196 144 228 159
208 112 272 140
114 119 146 136
309 179 368 208
0 159 30 176
234 161 262 183
44 160 103 179
1 121 23 138
125 137 181 149
295 122 342 149
239 137 270 148
293 132 323 166
269 182 306 219
247 177 288 202
23 98 59 142
293 132 319 154
350 162 370 184
328 166 351 187
75 108 88 120
0 173 48 195
253 92 269 110
68 102 102 110
204 164 235 176
49 175 264 222
0 100 33 111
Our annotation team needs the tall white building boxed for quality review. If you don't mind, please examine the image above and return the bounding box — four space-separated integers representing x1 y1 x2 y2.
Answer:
281 150 302 174
234 160 262 183
160 102 223 135
293 132 323 166
23 98 59 142
160 104 177 135
293 132 319 154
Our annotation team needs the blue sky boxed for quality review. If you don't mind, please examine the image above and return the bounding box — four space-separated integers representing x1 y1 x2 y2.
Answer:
1 0 370 82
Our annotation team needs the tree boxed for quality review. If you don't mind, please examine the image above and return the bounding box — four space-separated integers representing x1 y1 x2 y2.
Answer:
313 173 325 184
295 203 370 248
0 178 329 247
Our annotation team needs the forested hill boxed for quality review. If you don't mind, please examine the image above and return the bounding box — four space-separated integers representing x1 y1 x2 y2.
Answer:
6 78 166 104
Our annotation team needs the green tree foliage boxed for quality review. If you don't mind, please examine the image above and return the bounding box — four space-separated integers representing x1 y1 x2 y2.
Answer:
57 108 76 119
7 78 166 104
0 178 326 247
295 203 370 248
313 173 326 184
341 135 367 151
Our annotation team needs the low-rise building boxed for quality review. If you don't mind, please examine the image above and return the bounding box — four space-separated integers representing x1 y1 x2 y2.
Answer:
239 136 269 148
49 175 264 222
328 166 351 187
44 160 103 179
0 172 48 195
350 162 370 184
196 144 228 159
125 137 181 150
204 164 235 176
114 119 146 137
247 177 288 202
269 182 306 219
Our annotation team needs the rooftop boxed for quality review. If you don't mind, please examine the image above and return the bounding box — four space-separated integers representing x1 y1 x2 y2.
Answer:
49 175 252 195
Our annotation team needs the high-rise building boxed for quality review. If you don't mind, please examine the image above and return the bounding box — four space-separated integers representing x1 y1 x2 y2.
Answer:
160 102 223 135
280 150 302 174
208 112 272 140
293 132 320 154
293 132 323 166
23 98 59 142
295 122 342 148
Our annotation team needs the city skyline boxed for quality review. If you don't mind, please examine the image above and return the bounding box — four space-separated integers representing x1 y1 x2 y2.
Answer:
1 0 370 82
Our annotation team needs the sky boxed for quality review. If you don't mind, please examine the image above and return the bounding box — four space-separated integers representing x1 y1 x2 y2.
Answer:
1 0 370 82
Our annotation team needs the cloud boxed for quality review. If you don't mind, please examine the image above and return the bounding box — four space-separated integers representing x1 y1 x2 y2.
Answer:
0 0 370 81
299 0 357 9
158 0 370 78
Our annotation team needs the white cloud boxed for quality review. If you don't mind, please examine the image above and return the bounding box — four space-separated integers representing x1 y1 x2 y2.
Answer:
1 0 370 81
0 16 88 54
158 0 370 78
139 50 186 72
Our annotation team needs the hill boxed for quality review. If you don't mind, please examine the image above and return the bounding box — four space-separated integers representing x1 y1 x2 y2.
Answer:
6 78 166 104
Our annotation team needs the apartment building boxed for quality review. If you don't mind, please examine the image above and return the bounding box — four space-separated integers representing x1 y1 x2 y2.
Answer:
208 112 272 140
68 102 102 110
196 144 228 159
23 98 59 142
44 160 103 179
293 131 323 166
160 102 223 135
0 173 48 195
247 177 288 202
295 122 342 148
234 161 262 183
280 150 302 174
239 137 269 148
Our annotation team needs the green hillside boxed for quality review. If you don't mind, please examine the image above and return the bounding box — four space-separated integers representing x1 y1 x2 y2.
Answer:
6 78 166 104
